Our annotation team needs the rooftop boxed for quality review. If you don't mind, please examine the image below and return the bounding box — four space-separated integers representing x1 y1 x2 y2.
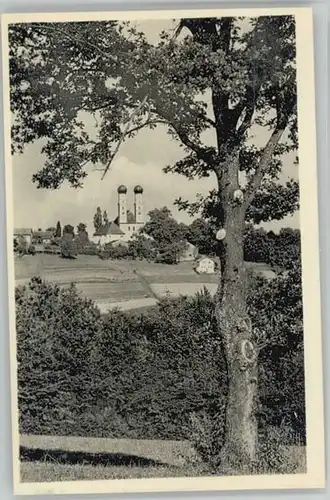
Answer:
94 221 125 236
14 228 33 235
33 230 54 239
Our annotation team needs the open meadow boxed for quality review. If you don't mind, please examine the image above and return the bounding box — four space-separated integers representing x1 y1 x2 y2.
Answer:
15 254 275 312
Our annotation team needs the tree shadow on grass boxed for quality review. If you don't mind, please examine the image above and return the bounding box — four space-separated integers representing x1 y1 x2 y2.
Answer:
19 445 170 468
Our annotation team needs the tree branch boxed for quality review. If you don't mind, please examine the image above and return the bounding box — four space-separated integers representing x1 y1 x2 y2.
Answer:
234 84 261 137
42 23 120 63
100 95 148 180
211 19 234 141
244 126 286 208
126 118 168 136
169 122 216 165
244 71 296 208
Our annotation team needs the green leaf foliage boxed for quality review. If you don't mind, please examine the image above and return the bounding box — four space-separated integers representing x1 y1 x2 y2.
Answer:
16 277 103 433
16 269 305 456
9 17 298 225
60 233 77 259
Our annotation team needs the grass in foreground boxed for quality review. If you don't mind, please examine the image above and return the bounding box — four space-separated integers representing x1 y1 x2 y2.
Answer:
19 434 306 483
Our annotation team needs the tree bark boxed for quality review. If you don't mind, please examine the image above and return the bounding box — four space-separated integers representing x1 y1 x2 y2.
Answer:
215 154 258 471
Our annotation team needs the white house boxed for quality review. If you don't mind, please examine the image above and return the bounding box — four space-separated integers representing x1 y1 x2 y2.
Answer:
91 185 145 246
195 256 216 275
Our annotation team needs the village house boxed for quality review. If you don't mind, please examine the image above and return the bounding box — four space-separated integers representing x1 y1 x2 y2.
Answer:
194 256 217 275
32 229 55 245
91 185 145 246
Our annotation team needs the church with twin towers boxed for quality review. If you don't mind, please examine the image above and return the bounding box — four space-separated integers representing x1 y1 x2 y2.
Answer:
91 185 145 246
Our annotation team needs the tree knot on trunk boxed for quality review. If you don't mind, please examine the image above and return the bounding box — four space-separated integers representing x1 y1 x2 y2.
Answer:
233 189 244 204
240 339 257 364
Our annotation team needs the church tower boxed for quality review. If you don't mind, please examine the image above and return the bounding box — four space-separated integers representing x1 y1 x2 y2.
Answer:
117 185 127 224
134 185 144 224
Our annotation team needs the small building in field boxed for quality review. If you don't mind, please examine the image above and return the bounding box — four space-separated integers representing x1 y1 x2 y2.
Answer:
13 228 33 246
179 241 199 262
195 256 216 275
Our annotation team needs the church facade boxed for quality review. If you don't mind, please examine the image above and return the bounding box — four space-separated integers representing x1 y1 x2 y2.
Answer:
91 185 145 246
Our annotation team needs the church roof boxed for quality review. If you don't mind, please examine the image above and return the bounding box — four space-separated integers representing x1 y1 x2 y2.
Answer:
94 221 125 236
117 185 127 194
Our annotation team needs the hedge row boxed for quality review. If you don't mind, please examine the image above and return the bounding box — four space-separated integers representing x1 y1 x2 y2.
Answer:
16 266 305 448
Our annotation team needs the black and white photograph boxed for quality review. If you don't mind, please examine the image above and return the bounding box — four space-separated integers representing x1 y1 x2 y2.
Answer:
1 7 325 495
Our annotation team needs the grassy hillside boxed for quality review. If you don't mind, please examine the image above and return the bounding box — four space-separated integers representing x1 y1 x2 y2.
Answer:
14 254 275 310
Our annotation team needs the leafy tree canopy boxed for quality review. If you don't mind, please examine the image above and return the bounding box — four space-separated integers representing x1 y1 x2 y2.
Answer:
9 17 298 225
63 224 75 236
142 207 188 245
77 222 88 234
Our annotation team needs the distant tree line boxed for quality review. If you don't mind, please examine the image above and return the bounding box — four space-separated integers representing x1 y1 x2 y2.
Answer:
21 211 300 270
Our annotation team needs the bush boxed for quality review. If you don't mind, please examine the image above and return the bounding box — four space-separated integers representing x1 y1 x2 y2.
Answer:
99 244 130 260
28 245 36 255
244 226 301 270
78 244 100 256
127 234 157 260
16 267 305 466
16 283 227 445
16 278 103 435
60 233 77 259
253 425 306 474
155 242 186 264
15 236 28 256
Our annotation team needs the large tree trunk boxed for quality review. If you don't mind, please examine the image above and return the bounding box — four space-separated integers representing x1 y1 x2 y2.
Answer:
215 156 258 472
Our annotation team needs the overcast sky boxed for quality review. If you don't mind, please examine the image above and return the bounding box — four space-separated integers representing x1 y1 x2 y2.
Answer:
12 18 300 236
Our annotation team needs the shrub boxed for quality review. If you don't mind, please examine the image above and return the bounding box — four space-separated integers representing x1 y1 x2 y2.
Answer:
247 262 306 442
16 267 305 467
16 277 103 435
60 233 77 259
99 244 130 260
16 236 28 256
27 244 36 255
16 283 227 446
244 226 301 270
79 244 100 256
155 242 186 264
253 425 306 474
127 234 157 260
